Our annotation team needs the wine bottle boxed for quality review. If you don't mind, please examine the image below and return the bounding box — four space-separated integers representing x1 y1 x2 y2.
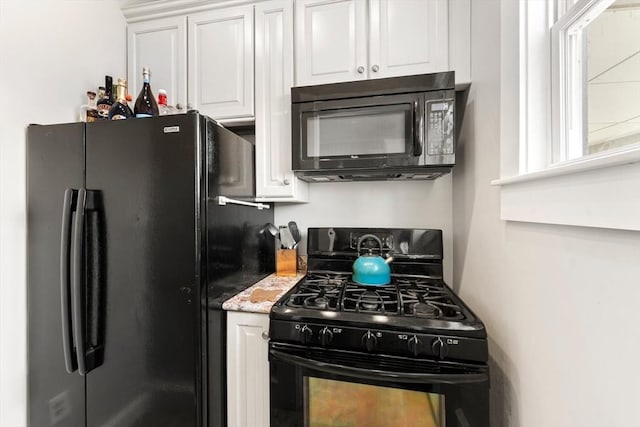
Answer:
96 76 113 120
134 67 159 118
108 78 134 120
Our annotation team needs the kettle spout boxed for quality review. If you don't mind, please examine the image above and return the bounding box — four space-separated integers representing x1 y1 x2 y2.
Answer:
384 256 394 264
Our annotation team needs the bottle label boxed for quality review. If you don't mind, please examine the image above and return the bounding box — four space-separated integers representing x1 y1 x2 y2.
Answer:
97 104 110 118
111 114 128 120
135 113 153 118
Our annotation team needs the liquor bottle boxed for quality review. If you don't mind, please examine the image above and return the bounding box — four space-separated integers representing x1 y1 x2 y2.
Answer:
158 89 169 115
96 76 113 120
108 78 134 120
79 91 99 122
134 67 159 118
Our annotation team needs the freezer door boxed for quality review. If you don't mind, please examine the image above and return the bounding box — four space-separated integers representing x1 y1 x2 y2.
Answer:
84 115 201 426
27 123 86 426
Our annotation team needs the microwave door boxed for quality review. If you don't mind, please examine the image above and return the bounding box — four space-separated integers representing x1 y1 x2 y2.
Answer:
293 94 423 172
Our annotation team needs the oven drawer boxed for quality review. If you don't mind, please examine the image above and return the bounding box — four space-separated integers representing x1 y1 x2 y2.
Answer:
269 342 489 427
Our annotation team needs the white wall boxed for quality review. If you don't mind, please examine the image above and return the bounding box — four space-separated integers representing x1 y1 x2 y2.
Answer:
274 176 454 283
453 1 640 426
0 2 126 426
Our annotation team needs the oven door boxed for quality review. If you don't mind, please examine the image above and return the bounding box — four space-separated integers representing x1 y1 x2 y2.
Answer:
270 342 489 427
292 94 425 172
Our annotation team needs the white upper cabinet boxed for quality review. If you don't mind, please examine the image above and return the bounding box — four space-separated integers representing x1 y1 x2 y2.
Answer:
295 0 454 85
255 0 308 201
127 16 187 109
188 6 254 119
369 0 448 78
295 0 368 85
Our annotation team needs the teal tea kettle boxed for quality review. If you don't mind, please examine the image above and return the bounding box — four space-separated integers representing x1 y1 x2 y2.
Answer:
352 234 394 286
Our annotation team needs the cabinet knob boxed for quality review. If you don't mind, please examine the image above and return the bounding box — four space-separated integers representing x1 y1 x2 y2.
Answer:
372 64 379 72
357 66 365 74
261 331 269 340
283 178 290 186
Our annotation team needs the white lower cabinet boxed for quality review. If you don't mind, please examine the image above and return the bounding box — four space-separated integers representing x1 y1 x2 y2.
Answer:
226 311 270 427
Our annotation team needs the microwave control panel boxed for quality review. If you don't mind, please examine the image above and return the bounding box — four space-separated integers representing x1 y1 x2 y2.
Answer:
426 99 455 156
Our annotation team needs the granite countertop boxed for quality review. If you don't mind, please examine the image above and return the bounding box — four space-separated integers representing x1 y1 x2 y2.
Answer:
222 272 306 314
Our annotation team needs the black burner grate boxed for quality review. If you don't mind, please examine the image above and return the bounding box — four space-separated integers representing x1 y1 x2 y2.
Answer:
342 284 399 314
284 272 347 310
282 272 466 321
397 278 464 320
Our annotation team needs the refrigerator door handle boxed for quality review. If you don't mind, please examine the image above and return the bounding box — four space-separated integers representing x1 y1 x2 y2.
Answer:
217 196 270 210
71 188 87 375
60 188 78 373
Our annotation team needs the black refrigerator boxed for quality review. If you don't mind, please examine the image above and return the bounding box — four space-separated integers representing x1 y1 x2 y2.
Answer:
27 112 275 427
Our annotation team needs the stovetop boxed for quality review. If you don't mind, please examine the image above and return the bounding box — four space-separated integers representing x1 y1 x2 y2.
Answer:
284 272 464 320
269 228 488 363
271 271 485 337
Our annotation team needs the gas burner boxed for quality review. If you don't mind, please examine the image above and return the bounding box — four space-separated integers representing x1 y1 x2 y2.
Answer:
305 272 349 287
306 295 329 309
398 280 465 320
342 284 398 314
411 302 442 318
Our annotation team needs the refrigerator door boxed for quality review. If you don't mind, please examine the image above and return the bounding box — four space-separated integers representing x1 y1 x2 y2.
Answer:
84 115 201 426
27 123 86 426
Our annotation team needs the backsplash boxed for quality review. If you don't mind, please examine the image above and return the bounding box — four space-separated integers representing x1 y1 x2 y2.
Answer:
274 176 453 282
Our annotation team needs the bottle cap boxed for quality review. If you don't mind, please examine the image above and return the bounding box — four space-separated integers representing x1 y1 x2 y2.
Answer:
158 89 167 95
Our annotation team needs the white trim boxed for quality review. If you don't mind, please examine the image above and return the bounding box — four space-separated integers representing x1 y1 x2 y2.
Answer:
122 0 267 22
492 142 640 186
497 160 640 231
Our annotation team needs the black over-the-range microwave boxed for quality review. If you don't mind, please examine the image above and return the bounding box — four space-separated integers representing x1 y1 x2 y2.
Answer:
291 71 469 182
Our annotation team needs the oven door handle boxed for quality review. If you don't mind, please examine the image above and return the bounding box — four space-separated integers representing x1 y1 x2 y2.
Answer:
270 348 488 385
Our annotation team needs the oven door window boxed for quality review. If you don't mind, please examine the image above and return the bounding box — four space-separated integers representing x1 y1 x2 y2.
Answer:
302 104 413 159
305 377 444 427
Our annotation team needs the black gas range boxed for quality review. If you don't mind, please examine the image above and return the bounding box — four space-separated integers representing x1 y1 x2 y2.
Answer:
269 228 489 427
270 227 487 363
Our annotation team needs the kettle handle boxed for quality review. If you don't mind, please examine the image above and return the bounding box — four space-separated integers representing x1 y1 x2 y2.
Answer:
357 234 384 256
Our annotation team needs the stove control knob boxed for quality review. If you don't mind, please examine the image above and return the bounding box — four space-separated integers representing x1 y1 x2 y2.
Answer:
319 327 334 346
431 337 448 360
362 330 377 352
408 335 421 356
299 325 313 344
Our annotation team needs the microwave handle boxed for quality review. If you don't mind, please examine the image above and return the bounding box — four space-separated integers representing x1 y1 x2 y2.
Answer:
413 100 424 157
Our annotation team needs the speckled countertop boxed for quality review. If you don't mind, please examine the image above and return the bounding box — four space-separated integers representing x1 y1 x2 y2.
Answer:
222 272 306 314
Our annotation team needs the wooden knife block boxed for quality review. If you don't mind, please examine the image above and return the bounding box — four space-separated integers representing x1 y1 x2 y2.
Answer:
276 249 297 277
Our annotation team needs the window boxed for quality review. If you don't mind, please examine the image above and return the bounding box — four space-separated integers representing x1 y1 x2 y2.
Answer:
495 0 640 231
551 0 640 163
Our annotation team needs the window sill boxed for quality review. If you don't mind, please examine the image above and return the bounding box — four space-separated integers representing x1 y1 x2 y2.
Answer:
492 145 640 231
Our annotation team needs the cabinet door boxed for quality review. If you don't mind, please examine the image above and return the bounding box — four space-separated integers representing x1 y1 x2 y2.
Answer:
255 0 309 201
369 0 449 78
295 0 367 85
226 312 270 427
188 6 254 119
127 17 187 110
